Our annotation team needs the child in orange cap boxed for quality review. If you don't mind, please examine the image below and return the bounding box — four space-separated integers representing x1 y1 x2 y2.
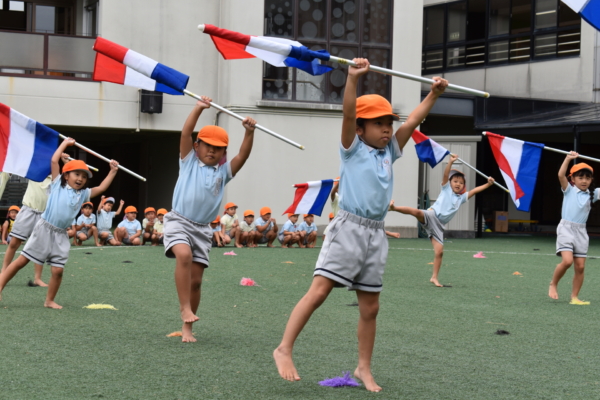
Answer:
274 58 448 391
297 214 317 248
278 213 300 248
96 196 124 246
220 202 239 246
210 215 224 247
0 137 119 309
255 206 278 247
73 202 99 246
236 210 258 248
163 95 256 342
153 208 167 245
142 207 157 245
114 206 142 246
2 206 20 245
549 152 600 305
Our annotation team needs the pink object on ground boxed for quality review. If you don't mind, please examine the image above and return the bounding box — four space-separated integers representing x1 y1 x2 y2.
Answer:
240 277 258 286
224 251 237 256
473 251 486 258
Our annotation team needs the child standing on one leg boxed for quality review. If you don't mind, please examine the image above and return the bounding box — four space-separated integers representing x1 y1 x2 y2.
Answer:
548 152 598 305
273 58 448 392
389 154 494 287
96 196 123 246
163 96 256 343
0 137 119 308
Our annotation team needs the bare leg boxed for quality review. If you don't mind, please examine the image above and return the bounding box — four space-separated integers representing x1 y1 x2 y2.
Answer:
571 257 586 301
235 231 245 248
393 206 425 224
0 255 30 300
354 290 382 392
113 227 126 243
181 262 205 343
2 236 23 272
267 230 277 247
430 238 444 287
89 226 100 246
274 276 336 382
549 251 573 300
281 234 291 248
44 266 63 309
33 263 47 287
306 232 317 248
171 244 200 324
98 232 109 246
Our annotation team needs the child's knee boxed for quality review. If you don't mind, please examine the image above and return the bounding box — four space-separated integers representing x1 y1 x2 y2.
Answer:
51 267 64 278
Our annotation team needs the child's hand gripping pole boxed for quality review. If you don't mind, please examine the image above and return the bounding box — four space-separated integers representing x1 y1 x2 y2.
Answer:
183 90 305 150
453 154 510 193
58 134 146 181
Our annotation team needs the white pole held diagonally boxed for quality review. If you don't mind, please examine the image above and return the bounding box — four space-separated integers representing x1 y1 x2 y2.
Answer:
542 146 600 164
456 156 510 193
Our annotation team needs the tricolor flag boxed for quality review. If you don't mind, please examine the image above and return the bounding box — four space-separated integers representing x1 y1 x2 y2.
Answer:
0 103 59 182
412 130 450 168
92 37 189 94
485 132 544 212
562 0 600 31
200 24 333 76
284 179 334 216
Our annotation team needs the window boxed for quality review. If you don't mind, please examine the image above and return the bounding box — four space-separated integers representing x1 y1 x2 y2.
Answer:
422 0 580 74
262 0 393 104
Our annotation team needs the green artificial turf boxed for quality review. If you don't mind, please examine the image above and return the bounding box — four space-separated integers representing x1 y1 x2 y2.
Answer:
1 237 600 399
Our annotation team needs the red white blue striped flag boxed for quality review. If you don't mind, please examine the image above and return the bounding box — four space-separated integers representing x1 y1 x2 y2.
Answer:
284 179 334 216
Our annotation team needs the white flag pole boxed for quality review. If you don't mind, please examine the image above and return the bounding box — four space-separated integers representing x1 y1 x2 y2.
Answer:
455 156 510 193
58 134 146 182
542 146 600 164
183 89 305 150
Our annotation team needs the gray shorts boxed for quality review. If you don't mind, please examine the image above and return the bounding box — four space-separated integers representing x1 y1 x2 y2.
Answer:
556 219 589 258
9 205 42 241
21 219 70 268
314 210 387 292
99 229 114 242
423 209 444 245
78 227 91 238
164 211 212 266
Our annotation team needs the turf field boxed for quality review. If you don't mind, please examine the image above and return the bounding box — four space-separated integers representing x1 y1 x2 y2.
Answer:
1 236 600 399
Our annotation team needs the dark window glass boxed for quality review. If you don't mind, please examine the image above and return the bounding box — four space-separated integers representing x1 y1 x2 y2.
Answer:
467 0 486 40
535 0 557 30
488 40 509 63
447 46 465 68
465 43 485 66
265 0 294 38
424 6 445 46
511 0 531 34
558 2 579 27
364 0 391 44
298 0 326 40
361 48 390 97
489 0 510 36
330 0 359 43
534 33 556 57
557 29 580 57
447 2 466 42
510 36 531 61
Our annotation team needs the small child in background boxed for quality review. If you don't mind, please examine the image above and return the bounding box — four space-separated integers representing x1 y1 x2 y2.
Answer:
74 202 99 246
97 196 124 246
236 210 257 248
389 154 494 287
255 207 278 247
210 215 224 247
114 206 142 246
220 202 239 246
548 152 599 305
153 208 166 245
142 207 157 245
298 214 317 248
2 206 20 245
278 213 300 248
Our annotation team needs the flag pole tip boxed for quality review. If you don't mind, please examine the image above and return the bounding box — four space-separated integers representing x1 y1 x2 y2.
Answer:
300 145 305 150
484 92 490 98
197 24 205 32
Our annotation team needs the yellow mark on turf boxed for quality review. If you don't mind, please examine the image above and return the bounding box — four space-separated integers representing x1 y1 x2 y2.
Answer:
83 304 118 310
282 261 294 264
513 271 522 275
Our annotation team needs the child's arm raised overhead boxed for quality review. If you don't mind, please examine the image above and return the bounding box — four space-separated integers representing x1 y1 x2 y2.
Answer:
468 177 495 199
115 200 124 216
181 97 211 159
394 77 449 151
51 138 75 180
98 196 105 213
230 117 257 176
341 58 370 149
559 151 577 191
442 154 458 186
90 160 119 199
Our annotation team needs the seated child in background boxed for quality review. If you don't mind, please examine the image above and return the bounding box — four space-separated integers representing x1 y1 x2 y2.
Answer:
298 214 317 248
255 207 278 247
278 213 300 248
114 206 142 246
389 154 494 287
142 207 157 245
153 208 166 245
2 206 20 245
236 210 257 248
74 202 99 246
210 215 224 247
220 202 239 246
97 196 124 246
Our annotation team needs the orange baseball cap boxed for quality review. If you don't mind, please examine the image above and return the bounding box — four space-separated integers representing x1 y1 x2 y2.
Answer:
303 214 313 218
81 202 93 209
570 163 593 176
8 205 20 212
224 202 237 210
62 159 92 178
125 206 137 213
356 94 399 121
260 206 272 216
329 212 334 219
157 208 168 216
244 210 255 217
212 215 220 224
287 213 298 217
197 125 229 147
144 207 156 214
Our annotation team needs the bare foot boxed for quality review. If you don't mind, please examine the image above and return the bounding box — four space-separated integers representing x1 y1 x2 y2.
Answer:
273 347 300 382
549 283 559 299
181 310 199 323
95 242 102 247
235 243 243 248
181 322 197 343
44 301 62 309
430 278 443 287
354 367 382 392
267 244 274 248
281 245 289 249
34 279 48 287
